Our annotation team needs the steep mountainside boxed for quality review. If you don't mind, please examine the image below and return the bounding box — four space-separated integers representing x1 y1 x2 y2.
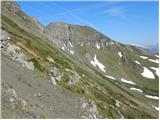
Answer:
1 1 159 119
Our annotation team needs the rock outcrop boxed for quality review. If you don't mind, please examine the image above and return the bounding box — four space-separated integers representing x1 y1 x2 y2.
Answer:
1 36 34 71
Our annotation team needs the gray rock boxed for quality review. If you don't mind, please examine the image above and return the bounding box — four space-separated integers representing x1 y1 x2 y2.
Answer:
49 67 59 77
85 53 92 61
2 43 34 71
48 67 62 83
80 98 100 119
120 51 126 64
44 22 111 51
50 77 57 86
22 61 34 71
68 73 81 85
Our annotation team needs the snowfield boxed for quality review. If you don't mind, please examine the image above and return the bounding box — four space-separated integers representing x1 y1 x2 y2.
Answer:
145 95 159 100
120 78 136 85
148 59 159 64
130 87 143 93
140 56 148 59
150 67 159 77
134 61 141 65
104 75 116 80
141 67 155 79
90 55 105 72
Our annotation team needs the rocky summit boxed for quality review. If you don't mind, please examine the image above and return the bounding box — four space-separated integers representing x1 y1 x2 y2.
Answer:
1 0 159 119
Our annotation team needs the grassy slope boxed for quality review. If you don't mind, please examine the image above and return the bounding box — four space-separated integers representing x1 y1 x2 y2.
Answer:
1 14 158 118
75 36 159 103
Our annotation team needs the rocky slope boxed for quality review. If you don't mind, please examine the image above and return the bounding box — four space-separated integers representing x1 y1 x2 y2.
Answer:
1 0 159 119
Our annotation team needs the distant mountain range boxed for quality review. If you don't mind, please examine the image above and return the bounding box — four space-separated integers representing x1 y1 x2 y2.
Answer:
145 43 159 53
130 43 159 54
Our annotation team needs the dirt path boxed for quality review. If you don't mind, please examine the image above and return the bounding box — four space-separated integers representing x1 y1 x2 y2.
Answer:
16 42 39 58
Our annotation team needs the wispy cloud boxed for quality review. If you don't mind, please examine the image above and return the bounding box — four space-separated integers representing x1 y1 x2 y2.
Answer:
49 2 101 30
101 6 126 18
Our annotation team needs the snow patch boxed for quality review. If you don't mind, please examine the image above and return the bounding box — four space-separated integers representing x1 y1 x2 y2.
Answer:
154 107 159 111
95 43 100 50
141 67 155 79
140 56 148 59
150 67 159 77
81 42 84 47
118 52 123 58
61 44 66 50
69 41 73 47
155 55 159 58
145 95 159 100
120 78 135 85
148 59 159 64
104 75 116 80
70 50 74 54
62 46 65 50
130 87 143 93
134 61 141 65
152 105 159 111
90 54 105 72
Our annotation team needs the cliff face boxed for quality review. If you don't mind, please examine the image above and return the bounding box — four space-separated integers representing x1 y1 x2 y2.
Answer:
44 22 111 46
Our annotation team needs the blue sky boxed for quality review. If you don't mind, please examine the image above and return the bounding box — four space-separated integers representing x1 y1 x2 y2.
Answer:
17 1 158 46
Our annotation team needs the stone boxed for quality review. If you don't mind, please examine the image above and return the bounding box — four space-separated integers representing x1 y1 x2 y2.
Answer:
22 61 34 71
21 99 28 110
50 77 57 86
115 100 121 108
48 67 62 82
2 42 35 71
9 97 16 102
68 73 81 85
49 67 59 77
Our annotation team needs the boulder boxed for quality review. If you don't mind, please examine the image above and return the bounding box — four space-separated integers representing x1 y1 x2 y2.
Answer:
48 67 62 84
68 73 81 85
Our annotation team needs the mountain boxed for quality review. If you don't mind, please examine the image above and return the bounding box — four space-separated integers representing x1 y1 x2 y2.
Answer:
1 0 159 119
145 43 159 54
